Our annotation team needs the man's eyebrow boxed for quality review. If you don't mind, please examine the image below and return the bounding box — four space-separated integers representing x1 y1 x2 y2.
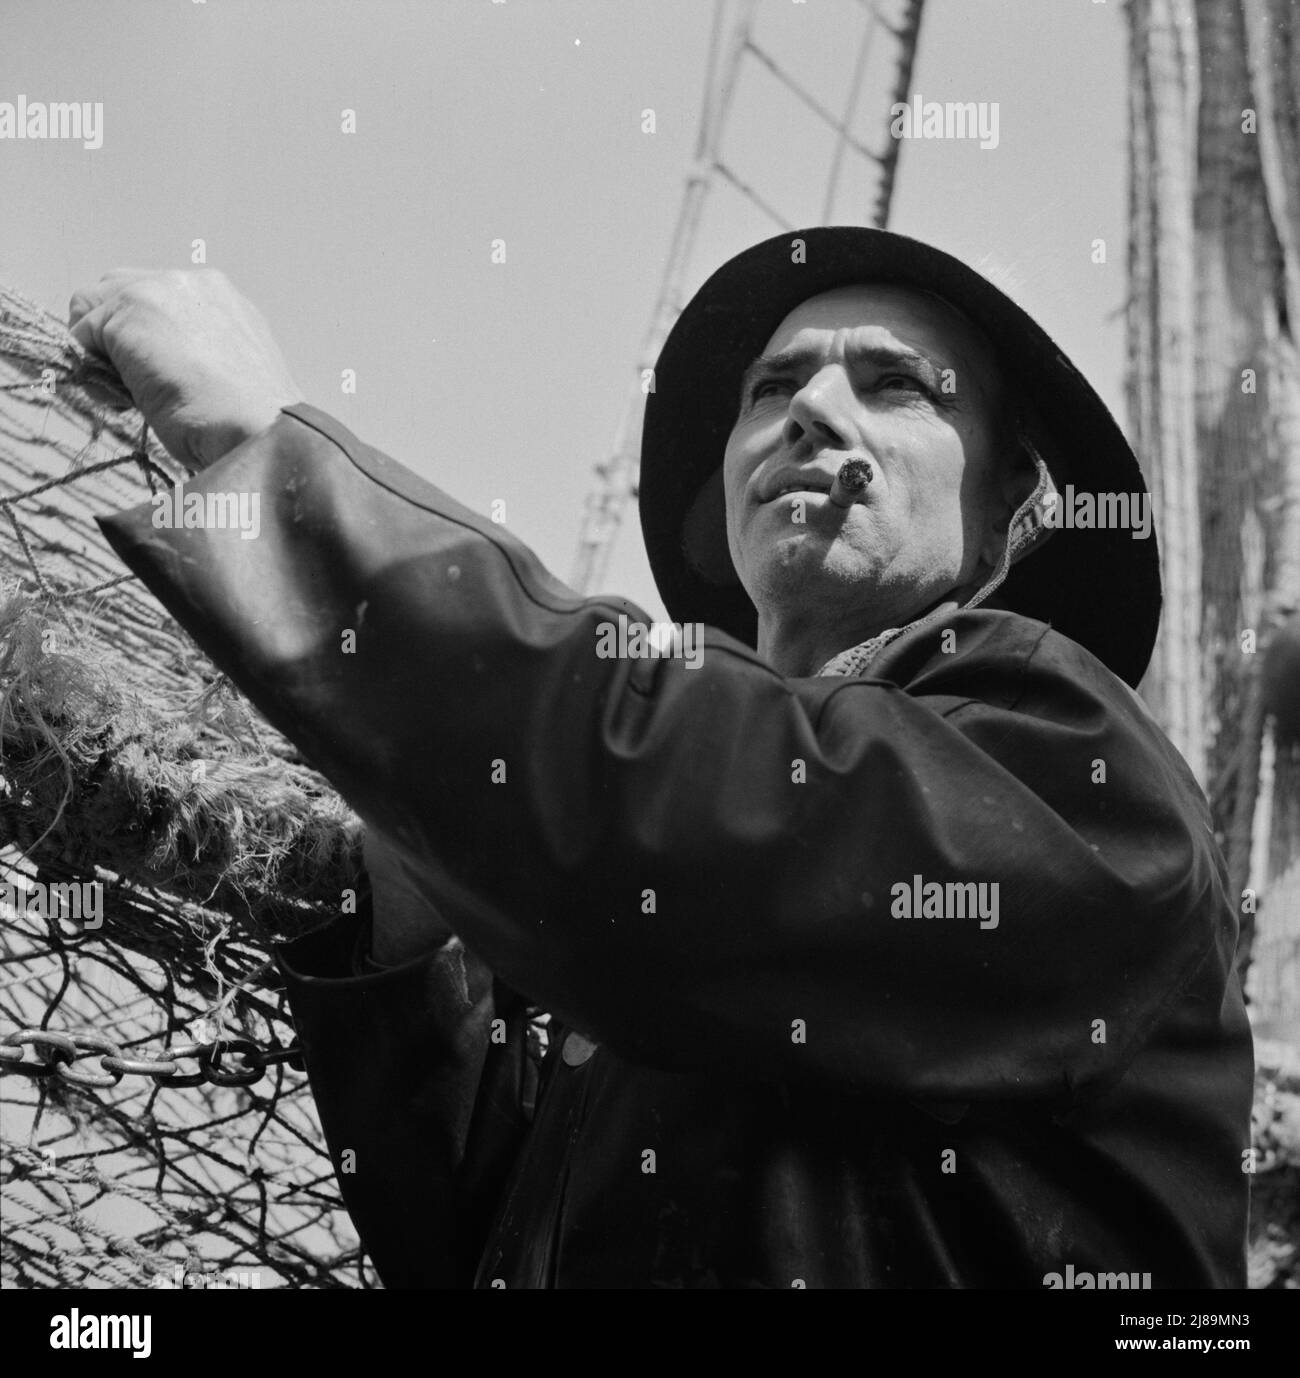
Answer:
737 341 950 400
737 347 813 401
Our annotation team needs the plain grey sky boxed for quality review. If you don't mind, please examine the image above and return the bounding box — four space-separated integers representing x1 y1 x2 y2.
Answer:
1 0 1127 618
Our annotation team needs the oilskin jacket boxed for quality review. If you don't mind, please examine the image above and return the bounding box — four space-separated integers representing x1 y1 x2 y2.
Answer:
99 403 1254 1289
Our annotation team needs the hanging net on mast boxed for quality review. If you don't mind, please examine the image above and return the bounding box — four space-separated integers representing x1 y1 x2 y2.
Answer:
0 286 368 1288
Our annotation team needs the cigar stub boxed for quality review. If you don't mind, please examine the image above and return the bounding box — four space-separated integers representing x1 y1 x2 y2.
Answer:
828 458 874 507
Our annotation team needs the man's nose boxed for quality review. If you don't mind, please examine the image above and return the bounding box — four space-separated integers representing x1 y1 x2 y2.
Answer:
783 367 852 451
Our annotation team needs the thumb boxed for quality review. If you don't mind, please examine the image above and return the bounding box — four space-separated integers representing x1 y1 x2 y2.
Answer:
66 301 138 413
68 269 154 329
68 298 111 354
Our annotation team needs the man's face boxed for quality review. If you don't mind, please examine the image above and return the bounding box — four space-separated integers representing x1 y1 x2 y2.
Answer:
723 283 1012 639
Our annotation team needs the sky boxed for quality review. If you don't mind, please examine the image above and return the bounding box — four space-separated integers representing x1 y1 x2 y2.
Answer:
1 0 1128 620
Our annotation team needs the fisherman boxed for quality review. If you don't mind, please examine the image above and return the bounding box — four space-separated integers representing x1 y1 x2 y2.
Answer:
74 227 1253 1288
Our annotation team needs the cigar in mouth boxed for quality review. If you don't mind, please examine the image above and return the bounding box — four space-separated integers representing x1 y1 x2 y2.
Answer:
828 458 874 508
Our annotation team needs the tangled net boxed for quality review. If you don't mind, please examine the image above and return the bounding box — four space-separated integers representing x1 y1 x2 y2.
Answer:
0 285 369 1288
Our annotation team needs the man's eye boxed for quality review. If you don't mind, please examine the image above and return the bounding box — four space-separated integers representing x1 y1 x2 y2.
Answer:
878 372 929 395
750 378 791 401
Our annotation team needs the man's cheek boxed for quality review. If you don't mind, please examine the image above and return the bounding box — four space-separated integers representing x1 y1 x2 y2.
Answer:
724 497 753 576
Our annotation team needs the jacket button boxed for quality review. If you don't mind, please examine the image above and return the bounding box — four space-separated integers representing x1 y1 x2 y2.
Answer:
561 1031 598 1066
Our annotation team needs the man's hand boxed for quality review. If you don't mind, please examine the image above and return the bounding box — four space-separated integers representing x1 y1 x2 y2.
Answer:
68 269 303 471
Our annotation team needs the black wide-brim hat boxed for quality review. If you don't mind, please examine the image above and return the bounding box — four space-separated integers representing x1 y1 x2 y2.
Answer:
639 226 1161 688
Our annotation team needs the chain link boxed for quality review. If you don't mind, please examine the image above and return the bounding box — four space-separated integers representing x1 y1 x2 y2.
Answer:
0 1027 304 1088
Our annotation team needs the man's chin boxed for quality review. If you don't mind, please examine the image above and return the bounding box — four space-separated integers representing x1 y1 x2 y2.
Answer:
745 533 886 601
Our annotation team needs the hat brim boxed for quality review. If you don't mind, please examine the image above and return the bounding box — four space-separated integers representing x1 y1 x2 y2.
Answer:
638 226 1161 688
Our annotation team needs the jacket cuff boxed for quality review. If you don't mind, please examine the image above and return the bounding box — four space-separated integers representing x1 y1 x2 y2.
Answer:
276 908 460 986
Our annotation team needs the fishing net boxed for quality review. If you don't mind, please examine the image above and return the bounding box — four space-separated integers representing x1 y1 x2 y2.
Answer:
0 285 370 1289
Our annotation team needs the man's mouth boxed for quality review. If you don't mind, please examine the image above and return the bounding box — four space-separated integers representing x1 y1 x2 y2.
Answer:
760 473 832 503
766 483 829 501
760 458 875 505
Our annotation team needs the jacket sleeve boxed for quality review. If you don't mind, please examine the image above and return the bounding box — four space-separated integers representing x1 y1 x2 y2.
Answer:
273 858 535 1288
97 404 1236 1105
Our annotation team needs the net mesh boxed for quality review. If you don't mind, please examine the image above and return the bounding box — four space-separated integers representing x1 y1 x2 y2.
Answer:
0 285 370 1289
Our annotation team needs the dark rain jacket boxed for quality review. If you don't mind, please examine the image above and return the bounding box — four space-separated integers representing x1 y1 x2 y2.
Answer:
99 403 1254 1289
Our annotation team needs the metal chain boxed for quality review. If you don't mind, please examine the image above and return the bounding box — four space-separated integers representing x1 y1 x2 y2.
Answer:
0 1027 304 1089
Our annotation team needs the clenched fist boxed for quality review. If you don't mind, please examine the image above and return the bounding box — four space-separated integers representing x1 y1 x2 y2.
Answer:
68 269 303 471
